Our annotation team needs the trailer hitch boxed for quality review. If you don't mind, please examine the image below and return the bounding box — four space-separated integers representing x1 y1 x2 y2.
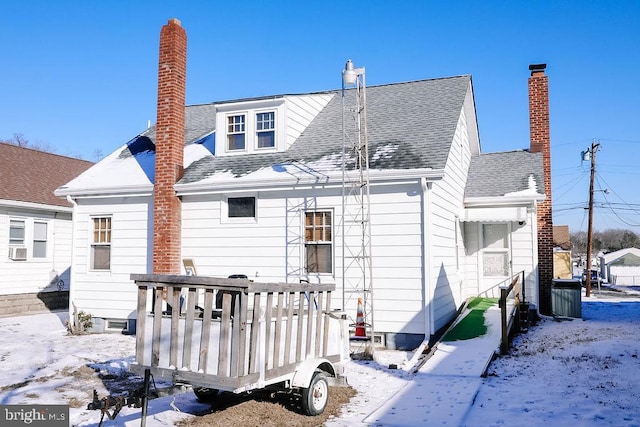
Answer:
88 389 144 426
87 369 156 427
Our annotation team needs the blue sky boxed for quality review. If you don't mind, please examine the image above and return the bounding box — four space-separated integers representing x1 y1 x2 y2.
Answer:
2 1 639 234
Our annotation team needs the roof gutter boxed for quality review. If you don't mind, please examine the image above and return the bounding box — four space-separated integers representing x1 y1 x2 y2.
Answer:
464 193 545 207
175 168 445 196
54 184 154 199
0 199 73 213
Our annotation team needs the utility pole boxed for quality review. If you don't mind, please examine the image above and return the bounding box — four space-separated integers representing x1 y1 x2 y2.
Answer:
585 140 600 297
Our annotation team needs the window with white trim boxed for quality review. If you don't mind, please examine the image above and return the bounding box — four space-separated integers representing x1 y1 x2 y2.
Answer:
227 114 246 151
9 220 25 246
256 111 275 148
481 223 509 277
304 211 333 274
217 99 284 156
91 217 111 270
33 221 47 258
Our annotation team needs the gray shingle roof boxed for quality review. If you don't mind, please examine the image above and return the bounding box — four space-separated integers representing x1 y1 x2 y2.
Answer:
465 150 543 198
288 76 470 171
141 104 217 145
65 75 543 198
136 76 472 184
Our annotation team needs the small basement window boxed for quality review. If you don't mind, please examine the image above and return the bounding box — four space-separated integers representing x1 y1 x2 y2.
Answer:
106 319 128 331
228 197 256 218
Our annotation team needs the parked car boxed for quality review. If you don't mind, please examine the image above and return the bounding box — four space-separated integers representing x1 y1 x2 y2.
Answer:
581 269 602 287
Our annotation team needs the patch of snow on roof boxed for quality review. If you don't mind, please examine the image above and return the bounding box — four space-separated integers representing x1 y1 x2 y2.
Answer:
184 142 213 168
372 143 400 162
186 153 345 187
58 143 154 194
503 173 542 197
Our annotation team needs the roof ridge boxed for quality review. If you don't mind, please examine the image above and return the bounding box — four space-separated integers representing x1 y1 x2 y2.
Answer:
185 75 472 109
477 149 535 155
0 142 94 164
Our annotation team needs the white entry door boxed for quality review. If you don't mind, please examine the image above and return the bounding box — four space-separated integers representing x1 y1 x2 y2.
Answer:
479 223 511 294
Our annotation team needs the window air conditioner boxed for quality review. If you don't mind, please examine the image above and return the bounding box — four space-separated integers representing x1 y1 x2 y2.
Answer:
8 247 27 261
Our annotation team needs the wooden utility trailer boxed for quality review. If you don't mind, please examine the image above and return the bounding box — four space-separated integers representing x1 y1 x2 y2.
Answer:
129 274 349 416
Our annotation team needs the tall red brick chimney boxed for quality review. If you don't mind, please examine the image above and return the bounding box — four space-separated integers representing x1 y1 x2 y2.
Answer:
528 63 553 314
153 18 186 274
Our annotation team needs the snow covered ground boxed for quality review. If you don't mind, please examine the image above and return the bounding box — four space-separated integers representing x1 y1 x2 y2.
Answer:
1 287 639 426
466 290 640 426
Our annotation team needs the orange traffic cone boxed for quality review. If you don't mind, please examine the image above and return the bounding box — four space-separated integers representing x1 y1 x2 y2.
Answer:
355 298 366 338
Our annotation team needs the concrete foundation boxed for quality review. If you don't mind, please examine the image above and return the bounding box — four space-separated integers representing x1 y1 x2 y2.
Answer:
0 291 69 317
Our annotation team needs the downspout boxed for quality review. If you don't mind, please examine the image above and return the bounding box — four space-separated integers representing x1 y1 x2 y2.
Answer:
421 177 433 338
51 212 58 284
66 195 78 322
406 177 433 370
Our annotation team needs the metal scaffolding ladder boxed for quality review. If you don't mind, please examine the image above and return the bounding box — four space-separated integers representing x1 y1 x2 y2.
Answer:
341 60 374 352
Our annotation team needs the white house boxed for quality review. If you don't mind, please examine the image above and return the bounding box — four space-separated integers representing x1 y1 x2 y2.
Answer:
600 248 640 285
0 143 92 315
55 19 553 348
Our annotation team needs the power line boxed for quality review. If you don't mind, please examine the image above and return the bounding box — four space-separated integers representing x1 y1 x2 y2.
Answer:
600 138 640 144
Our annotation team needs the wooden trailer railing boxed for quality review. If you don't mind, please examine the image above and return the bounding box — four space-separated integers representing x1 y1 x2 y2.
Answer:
129 274 347 392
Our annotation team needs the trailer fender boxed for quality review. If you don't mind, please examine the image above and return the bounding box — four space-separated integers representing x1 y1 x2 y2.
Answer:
290 358 335 389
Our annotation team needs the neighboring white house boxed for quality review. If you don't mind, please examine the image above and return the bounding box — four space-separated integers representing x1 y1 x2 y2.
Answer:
600 248 640 285
55 19 552 348
0 143 92 315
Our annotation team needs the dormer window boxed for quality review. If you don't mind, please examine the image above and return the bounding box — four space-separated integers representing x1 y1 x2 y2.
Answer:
256 112 275 148
227 114 246 150
216 99 285 156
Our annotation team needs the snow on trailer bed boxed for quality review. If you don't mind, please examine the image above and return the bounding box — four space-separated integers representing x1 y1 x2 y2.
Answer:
129 274 349 416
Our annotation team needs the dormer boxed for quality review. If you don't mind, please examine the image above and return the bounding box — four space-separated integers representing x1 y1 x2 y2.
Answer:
215 98 286 156
214 93 335 157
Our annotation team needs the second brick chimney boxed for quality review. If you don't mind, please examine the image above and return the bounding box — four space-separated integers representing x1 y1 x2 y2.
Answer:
528 63 553 314
152 18 187 274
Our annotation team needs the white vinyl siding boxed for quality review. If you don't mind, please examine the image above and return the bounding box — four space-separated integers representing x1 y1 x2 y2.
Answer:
367 187 424 334
69 196 152 320
0 208 72 295
180 185 426 335
284 94 334 148
510 219 537 304
427 101 473 333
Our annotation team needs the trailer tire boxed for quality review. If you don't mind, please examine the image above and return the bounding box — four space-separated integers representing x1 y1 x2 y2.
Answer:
193 387 219 402
301 371 329 416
